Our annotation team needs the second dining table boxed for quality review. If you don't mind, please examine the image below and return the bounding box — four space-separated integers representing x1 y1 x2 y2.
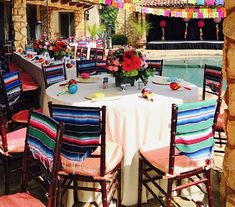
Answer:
43 74 199 206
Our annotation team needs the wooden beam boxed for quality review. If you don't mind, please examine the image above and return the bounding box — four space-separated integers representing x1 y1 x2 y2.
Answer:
61 0 71 4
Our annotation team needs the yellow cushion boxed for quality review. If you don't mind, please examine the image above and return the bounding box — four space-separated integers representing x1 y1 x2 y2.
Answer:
140 146 207 175
61 141 123 177
0 127 26 154
0 192 45 207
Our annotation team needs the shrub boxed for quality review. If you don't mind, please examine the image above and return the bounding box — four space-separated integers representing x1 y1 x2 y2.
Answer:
112 34 128 45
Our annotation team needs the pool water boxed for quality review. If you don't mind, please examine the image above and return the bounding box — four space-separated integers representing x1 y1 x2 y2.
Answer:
162 56 223 88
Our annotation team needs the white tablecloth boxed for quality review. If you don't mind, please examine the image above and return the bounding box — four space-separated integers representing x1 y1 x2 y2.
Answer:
12 52 77 106
43 74 199 206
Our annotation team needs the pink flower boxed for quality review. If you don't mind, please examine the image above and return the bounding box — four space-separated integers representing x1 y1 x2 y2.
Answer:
112 58 119 66
107 65 118 72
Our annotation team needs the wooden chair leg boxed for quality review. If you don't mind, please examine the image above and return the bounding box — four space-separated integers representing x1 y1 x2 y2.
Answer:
72 181 79 207
117 164 122 207
100 180 108 207
138 158 143 207
205 170 213 207
4 156 10 195
166 179 173 207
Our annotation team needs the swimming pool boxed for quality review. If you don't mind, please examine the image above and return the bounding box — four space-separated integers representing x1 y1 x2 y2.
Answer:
162 56 223 88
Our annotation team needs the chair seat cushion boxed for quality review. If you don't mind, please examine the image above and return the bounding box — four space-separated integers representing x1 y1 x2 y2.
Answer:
140 146 209 175
12 109 43 124
0 192 45 207
61 141 123 177
22 81 39 91
215 113 224 132
0 127 26 154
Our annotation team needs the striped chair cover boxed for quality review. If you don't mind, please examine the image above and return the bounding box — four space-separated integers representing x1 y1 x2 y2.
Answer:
146 59 163 76
95 48 105 60
27 111 59 172
0 71 22 104
76 60 96 76
175 99 217 161
78 40 87 48
215 0 224 5
42 63 66 88
48 104 102 169
89 48 96 60
203 64 222 99
96 60 107 73
96 39 104 49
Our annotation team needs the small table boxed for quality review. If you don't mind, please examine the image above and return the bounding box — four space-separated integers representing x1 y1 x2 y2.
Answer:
43 74 199 206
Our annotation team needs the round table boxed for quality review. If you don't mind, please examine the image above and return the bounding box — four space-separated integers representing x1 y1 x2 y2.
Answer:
43 74 199 206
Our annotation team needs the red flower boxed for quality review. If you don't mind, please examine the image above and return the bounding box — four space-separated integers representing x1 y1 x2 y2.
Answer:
132 56 141 69
123 51 134 61
122 59 133 72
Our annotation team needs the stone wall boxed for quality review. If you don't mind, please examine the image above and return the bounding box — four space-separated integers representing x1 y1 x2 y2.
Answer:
116 10 137 46
12 0 27 51
221 1 235 206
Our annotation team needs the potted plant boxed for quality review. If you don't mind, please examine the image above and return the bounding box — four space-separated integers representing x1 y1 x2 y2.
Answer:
86 23 106 42
132 21 152 48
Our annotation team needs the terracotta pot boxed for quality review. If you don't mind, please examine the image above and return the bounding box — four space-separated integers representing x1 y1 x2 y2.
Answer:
136 39 147 48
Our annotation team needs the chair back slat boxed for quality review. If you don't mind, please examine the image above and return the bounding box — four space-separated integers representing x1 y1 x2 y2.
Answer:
96 39 104 49
0 71 23 103
202 64 223 100
81 47 88 59
42 63 66 88
175 99 217 160
48 103 106 175
78 40 87 48
146 59 163 76
76 60 96 76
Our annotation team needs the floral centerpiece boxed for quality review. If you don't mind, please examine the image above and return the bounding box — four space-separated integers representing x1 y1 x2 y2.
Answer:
33 36 49 55
106 46 153 86
47 40 72 60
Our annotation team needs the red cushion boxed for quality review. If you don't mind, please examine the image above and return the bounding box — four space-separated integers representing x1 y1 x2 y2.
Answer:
0 192 45 207
12 109 43 124
61 141 123 178
22 82 39 91
215 113 224 132
140 146 208 175
0 127 26 154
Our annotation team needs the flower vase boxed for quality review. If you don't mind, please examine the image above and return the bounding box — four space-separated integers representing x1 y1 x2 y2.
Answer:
115 76 136 87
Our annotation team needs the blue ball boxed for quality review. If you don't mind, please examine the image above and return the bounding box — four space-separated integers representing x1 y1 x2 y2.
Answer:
68 84 78 94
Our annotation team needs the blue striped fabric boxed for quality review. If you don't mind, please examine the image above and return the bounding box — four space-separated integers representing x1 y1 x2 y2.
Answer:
176 99 217 160
76 60 96 75
49 104 101 164
96 60 107 73
78 40 87 48
27 111 59 171
43 63 66 87
2 71 22 103
204 65 222 93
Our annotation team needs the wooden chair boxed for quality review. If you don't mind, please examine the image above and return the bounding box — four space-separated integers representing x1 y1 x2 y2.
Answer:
96 60 108 73
138 98 221 207
48 102 123 207
0 107 27 194
0 55 10 74
42 62 67 88
146 59 163 76
96 48 105 60
0 71 42 127
89 48 96 60
76 59 97 76
202 64 225 153
0 110 64 207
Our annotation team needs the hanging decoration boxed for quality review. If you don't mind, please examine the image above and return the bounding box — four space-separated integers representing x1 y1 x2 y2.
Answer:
159 20 167 41
183 18 190 39
213 17 221 40
197 20 205 40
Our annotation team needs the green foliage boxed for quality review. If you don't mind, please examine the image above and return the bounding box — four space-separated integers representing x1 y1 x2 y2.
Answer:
112 34 128 45
100 6 118 34
132 21 152 39
86 24 106 40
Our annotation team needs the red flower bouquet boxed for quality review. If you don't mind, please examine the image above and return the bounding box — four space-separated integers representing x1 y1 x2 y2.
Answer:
33 36 49 55
106 46 153 86
47 40 72 60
